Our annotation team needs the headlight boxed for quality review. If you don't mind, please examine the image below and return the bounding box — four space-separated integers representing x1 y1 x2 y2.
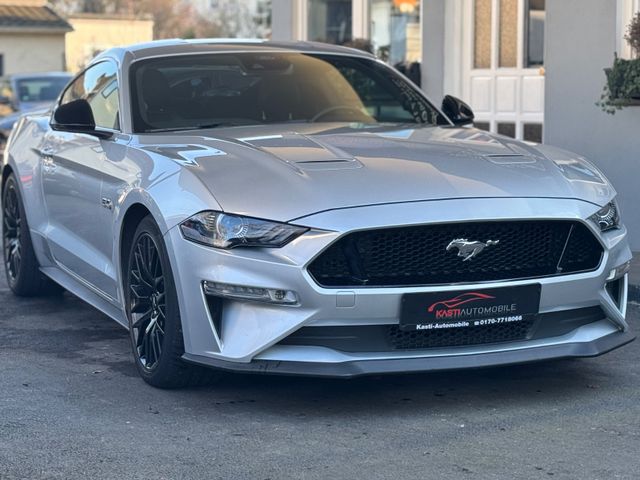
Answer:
180 211 308 249
589 201 620 232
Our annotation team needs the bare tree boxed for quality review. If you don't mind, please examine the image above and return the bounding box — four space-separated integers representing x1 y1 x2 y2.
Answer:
47 0 82 15
48 0 239 40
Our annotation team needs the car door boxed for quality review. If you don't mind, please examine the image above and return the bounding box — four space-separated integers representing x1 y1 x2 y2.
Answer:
41 61 125 300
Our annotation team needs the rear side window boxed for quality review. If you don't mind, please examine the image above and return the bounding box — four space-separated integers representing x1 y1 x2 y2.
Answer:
60 62 120 130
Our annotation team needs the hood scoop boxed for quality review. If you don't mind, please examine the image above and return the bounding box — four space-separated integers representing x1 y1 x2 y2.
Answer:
295 159 362 171
480 142 542 165
238 133 362 170
486 153 526 157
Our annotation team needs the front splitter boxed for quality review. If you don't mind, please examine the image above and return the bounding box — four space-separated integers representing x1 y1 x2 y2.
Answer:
182 330 635 378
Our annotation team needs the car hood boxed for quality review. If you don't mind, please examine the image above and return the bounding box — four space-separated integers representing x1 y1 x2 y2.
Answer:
137 124 614 222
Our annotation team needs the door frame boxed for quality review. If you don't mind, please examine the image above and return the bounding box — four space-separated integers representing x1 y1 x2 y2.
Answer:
459 0 545 140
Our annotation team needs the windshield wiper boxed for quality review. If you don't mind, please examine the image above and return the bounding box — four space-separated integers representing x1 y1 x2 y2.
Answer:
143 122 242 133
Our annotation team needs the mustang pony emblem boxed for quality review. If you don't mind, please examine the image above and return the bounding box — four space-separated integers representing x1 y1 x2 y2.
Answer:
446 238 500 261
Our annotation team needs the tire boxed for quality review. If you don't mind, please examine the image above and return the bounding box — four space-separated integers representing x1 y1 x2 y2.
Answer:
124 215 217 388
2 174 61 296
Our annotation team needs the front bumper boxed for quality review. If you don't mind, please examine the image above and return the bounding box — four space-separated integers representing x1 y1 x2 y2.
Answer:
164 197 634 376
183 327 635 377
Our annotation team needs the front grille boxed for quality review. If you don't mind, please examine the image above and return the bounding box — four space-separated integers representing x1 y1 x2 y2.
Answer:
387 320 534 350
308 221 603 288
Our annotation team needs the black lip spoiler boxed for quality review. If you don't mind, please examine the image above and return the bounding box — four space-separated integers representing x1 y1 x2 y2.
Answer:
183 330 635 378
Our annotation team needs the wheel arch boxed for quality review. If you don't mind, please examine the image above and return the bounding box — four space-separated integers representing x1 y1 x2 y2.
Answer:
119 203 153 278
113 170 220 333
1 163 13 193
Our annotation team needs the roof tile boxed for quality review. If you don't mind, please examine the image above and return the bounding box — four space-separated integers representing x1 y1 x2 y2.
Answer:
0 5 71 31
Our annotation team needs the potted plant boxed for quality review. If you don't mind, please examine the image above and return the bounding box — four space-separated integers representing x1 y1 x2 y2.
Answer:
598 13 640 113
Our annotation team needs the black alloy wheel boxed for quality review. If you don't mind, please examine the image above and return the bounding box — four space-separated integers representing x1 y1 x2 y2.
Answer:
125 216 218 388
129 232 166 371
1 174 59 296
2 180 22 282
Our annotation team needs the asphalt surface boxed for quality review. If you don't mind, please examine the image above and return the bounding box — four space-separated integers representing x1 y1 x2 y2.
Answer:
0 263 639 480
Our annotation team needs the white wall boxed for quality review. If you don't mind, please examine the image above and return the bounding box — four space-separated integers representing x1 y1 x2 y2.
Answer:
421 0 446 101
271 0 299 40
66 17 154 73
0 33 66 75
545 0 640 250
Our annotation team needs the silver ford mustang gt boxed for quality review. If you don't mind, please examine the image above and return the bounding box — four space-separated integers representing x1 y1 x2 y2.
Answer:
1 40 634 388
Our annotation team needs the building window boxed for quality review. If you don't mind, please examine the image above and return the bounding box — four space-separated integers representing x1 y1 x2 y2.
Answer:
525 0 545 67
523 123 543 143
474 0 546 69
474 121 491 132
474 0 492 69
617 0 640 59
497 122 516 138
369 0 421 66
308 0 352 44
499 0 518 67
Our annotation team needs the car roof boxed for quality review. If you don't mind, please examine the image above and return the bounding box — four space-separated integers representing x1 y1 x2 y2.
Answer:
94 38 376 65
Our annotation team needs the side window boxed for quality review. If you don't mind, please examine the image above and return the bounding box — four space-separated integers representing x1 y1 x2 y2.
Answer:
60 62 120 130
333 64 417 123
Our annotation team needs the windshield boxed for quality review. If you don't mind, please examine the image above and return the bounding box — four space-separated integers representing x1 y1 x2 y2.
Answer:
15 76 71 104
130 52 445 133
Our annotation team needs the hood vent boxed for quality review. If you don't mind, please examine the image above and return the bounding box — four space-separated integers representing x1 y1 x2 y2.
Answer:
240 133 361 170
295 158 363 171
484 153 537 165
485 153 526 157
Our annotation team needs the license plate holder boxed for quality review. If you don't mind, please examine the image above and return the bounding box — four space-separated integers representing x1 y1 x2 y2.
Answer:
399 284 541 332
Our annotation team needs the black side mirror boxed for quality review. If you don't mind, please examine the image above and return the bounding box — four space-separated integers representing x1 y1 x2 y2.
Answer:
441 95 475 127
51 99 112 139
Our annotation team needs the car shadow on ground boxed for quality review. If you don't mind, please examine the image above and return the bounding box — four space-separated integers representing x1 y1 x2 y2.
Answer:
193 356 620 415
2 273 635 418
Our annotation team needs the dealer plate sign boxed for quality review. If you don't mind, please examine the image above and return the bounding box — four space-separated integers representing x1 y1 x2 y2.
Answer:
399 284 541 332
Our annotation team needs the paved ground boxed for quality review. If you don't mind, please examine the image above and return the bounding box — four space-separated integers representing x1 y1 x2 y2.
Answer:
0 263 639 480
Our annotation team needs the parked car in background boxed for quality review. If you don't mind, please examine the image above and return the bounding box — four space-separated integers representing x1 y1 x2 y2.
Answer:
1 40 634 389
0 72 73 151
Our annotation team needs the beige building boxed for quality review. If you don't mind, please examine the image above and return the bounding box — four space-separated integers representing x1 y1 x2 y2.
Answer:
0 0 71 76
65 14 154 73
